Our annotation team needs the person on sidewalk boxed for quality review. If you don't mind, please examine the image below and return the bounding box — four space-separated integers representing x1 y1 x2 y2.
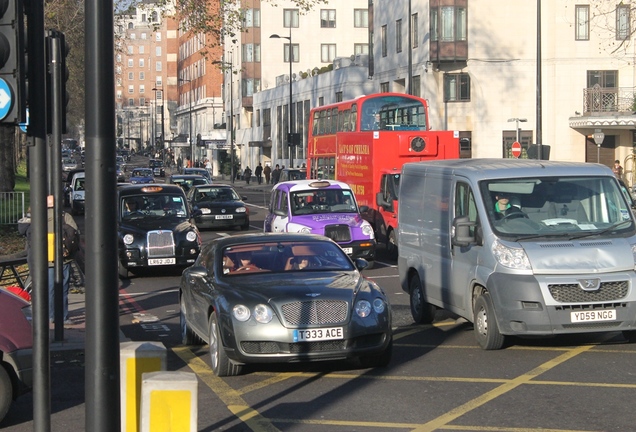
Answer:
263 163 271 184
271 164 281 185
243 166 252 184
255 163 263 185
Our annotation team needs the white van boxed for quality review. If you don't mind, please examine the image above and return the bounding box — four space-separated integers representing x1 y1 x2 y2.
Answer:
69 171 85 215
398 159 636 349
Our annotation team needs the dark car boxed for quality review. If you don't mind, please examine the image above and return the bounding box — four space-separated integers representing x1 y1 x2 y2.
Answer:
149 159 165 177
182 167 212 181
117 184 202 278
168 174 210 193
116 164 126 182
179 233 392 376
278 168 307 183
186 184 249 231
129 168 155 184
0 288 32 422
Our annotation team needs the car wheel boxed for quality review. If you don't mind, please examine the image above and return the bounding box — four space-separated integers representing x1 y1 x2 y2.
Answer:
180 296 203 345
0 364 14 423
357 338 392 369
118 260 130 279
622 330 636 343
473 292 506 350
208 313 242 377
386 229 398 260
409 276 436 324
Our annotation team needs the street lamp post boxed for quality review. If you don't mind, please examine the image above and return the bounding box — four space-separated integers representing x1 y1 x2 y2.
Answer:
153 86 165 163
178 78 194 164
270 26 293 169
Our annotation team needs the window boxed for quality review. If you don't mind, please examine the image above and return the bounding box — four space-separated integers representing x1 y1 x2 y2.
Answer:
139 97 145 106
139 58 144 67
141 33 147 40
433 6 467 42
116 54 121 62
242 43 261 62
244 9 261 27
139 45 144 54
127 59 133 67
321 44 336 63
321 9 336 28
575 5 589 41
444 73 471 102
139 72 145 80
617 5 630 40
412 13 418 48
354 44 369 55
156 46 161 56
284 44 299 63
129 33 135 40
116 90 122 99
354 9 368 28
128 72 133 80
396 19 402 53
381 25 387 57
128 98 134 106
336 92 343 102
156 61 162 71
242 78 260 97
139 85 145 94
128 85 134 94
412 75 421 97
155 33 161 41
380 82 389 93
127 46 133 54
284 9 299 28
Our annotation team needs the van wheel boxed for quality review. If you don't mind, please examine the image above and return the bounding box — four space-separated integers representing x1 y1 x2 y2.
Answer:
386 230 398 260
409 277 436 324
473 293 505 350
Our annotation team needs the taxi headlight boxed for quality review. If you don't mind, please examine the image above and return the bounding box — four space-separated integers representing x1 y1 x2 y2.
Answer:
299 227 311 234
186 231 197 242
362 224 373 237
123 234 134 245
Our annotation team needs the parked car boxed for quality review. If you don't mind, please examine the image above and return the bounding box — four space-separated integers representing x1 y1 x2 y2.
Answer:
116 164 126 182
149 159 165 177
116 155 127 172
179 233 392 376
168 174 210 192
129 168 155 184
182 167 212 181
186 184 249 230
264 179 376 266
0 288 33 423
117 183 202 278
278 168 307 183
69 171 86 215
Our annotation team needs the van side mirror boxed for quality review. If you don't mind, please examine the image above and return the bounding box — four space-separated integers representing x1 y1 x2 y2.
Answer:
452 216 477 247
376 192 394 211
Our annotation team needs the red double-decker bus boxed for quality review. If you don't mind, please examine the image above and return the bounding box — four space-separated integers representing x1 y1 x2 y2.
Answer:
306 92 460 258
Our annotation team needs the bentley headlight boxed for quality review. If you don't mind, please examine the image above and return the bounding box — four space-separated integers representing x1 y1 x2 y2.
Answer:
253 304 273 323
372 298 385 314
123 234 134 245
233 304 250 322
492 239 531 270
186 231 197 242
355 300 372 318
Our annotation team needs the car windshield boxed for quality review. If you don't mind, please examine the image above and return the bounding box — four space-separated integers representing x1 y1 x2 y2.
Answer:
120 194 188 220
481 175 636 240
218 240 354 275
133 169 153 177
290 189 358 215
192 187 240 202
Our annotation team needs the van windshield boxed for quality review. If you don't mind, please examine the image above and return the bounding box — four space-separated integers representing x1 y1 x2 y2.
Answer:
480 176 635 238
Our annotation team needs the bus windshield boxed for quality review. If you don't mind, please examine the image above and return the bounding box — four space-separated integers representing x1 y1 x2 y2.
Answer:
361 95 428 131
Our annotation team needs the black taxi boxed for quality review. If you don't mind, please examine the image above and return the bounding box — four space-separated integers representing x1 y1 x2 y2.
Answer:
117 184 201 278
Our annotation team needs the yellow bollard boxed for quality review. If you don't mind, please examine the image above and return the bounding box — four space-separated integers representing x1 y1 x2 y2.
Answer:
140 371 198 432
120 341 167 432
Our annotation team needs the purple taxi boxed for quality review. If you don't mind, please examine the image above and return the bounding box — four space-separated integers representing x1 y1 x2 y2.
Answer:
264 179 376 266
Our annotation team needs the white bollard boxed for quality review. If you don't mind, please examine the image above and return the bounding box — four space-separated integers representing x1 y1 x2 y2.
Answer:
140 371 198 432
120 341 167 432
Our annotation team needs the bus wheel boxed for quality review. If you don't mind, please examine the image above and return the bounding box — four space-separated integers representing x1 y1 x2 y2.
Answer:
473 292 505 350
386 230 398 260
409 276 435 324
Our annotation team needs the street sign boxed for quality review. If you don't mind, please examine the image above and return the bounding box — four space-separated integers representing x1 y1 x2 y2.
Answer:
0 78 13 121
511 141 522 158
19 107 28 133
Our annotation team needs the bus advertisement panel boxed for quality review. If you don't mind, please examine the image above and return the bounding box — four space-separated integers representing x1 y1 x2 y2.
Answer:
307 93 460 258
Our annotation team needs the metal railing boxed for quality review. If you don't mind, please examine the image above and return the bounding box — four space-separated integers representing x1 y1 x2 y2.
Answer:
0 192 26 225
583 85 636 114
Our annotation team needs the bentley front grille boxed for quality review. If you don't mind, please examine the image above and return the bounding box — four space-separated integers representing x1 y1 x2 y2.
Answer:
548 281 628 303
281 300 348 325
324 224 351 242
147 230 175 258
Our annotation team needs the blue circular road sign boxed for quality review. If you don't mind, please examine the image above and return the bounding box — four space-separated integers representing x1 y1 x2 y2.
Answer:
0 78 13 121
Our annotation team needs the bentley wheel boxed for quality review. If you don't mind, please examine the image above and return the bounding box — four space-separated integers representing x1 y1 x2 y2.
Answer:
208 313 242 377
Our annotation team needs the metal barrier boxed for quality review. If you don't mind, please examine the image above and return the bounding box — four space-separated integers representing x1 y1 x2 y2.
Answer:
0 192 26 225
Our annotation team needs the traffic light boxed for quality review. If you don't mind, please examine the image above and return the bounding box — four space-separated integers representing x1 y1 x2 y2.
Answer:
0 0 25 124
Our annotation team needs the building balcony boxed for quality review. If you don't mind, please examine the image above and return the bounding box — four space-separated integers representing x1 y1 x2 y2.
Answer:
583 85 636 115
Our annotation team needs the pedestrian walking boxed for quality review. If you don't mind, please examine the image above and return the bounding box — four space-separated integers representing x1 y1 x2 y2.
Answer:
244 166 252 184
271 164 281 184
255 163 263 185
263 163 271 184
